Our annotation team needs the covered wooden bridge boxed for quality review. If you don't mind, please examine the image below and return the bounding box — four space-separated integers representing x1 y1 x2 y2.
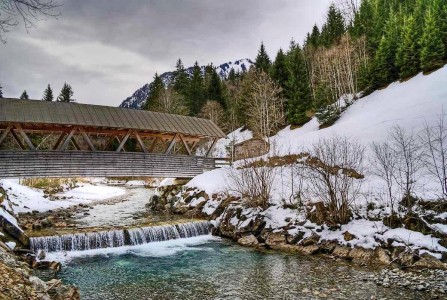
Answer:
0 98 227 178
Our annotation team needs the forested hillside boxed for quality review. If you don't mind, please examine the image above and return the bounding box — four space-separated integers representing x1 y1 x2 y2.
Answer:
135 0 446 137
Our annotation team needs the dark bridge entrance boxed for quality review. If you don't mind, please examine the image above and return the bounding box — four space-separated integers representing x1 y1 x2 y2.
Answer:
0 99 226 178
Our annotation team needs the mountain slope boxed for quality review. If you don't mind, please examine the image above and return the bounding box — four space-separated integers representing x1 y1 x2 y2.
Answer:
119 58 253 109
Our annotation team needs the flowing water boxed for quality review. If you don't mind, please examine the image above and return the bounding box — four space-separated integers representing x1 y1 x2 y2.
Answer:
34 236 429 300
30 221 210 252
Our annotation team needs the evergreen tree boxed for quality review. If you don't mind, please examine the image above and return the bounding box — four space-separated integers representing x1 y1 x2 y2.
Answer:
57 83 74 102
207 67 225 108
254 42 271 72
187 61 205 115
320 4 345 47
172 58 189 96
0 83 3 98
42 84 54 101
420 8 445 72
396 15 420 78
433 0 447 58
307 25 321 48
285 44 312 125
20 90 29 100
372 11 400 87
271 48 288 92
228 68 238 83
145 73 164 110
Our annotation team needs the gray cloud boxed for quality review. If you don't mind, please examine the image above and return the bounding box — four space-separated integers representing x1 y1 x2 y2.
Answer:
0 0 331 106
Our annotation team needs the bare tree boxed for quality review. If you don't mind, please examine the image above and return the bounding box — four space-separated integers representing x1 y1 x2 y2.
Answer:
149 87 189 116
389 126 423 208
199 100 226 130
421 115 447 199
246 70 284 138
336 0 360 24
301 136 365 224
370 141 398 214
0 0 61 43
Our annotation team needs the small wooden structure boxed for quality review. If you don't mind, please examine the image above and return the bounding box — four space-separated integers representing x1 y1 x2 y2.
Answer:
234 138 270 160
0 99 226 178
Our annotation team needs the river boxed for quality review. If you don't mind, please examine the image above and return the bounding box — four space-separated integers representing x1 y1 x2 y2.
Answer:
34 235 429 300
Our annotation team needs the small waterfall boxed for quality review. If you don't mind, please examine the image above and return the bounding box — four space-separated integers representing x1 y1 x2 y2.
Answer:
30 221 211 253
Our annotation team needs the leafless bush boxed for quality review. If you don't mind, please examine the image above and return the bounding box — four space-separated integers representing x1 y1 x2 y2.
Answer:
370 141 397 214
420 115 447 199
389 126 423 208
227 159 276 209
301 136 365 224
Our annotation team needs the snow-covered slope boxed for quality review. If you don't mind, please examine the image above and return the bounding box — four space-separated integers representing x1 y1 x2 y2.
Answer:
271 66 447 156
190 66 447 196
120 58 253 109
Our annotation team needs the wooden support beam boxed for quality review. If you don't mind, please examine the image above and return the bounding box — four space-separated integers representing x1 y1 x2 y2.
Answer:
165 133 178 154
134 131 147 153
148 138 159 153
178 134 192 155
206 138 218 157
10 129 26 150
71 138 81 151
36 133 53 150
116 130 131 152
79 128 96 151
60 127 78 150
0 124 13 147
53 132 67 150
14 124 35 150
190 141 198 152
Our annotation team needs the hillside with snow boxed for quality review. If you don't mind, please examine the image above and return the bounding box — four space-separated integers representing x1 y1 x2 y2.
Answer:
189 65 447 207
120 58 253 109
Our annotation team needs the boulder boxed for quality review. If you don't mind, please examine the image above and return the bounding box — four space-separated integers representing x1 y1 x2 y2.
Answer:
413 253 447 270
300 234 320 246
265 232 287 247
332 246 351 259
286 231 305 244
237 235 259 247
374 248 391 265
348 247 374 264
343 231 356 241
301 245 320 255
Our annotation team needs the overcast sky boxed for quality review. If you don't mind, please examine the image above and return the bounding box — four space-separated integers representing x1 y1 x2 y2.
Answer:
0 0 331 106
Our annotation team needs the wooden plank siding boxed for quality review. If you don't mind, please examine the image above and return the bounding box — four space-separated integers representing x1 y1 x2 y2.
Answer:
0 151 216 178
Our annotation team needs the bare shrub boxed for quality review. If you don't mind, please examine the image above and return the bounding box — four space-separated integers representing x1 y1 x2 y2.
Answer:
227 159 276 209
301 136 365 225
370 141 397 215
389 126 423 208
420 115 447 199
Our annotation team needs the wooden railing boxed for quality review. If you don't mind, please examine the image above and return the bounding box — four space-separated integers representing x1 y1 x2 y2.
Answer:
0 151 216 178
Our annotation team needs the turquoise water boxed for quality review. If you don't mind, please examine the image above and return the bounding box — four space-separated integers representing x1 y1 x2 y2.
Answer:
38 236 426 300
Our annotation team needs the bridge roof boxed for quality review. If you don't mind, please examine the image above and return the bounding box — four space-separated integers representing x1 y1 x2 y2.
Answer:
0 99 226 138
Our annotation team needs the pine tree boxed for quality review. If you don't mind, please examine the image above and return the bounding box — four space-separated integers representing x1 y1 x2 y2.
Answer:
307 25 321 48
207 68 225 108
57 83 74 102
172 58 189 97
254 42 271 72
271 48 288 92
187 62 205 115
396 15 420 78
20 90 29 100
433 0 447 58
42 84 54 101
145 73 164 110
285 44 312 125
372 11 400 87
228 68 237 83
0 83 3 98
320 4 345 47
420 8 445 72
